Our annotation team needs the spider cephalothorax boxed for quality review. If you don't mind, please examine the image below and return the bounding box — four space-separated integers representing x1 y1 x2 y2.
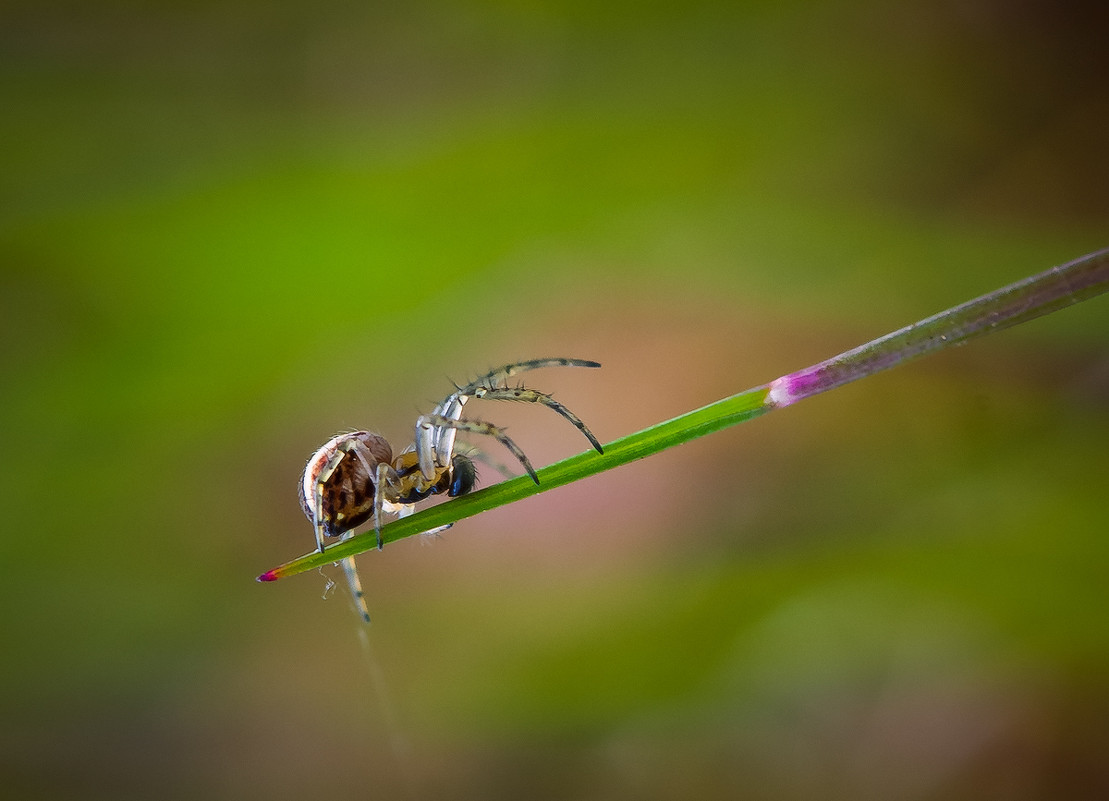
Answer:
299 358 603 622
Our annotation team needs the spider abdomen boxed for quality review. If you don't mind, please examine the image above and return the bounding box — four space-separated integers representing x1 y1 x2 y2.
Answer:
299 431 393 536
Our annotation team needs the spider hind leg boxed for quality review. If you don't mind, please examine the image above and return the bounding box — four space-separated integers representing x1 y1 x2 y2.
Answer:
339 552 372 624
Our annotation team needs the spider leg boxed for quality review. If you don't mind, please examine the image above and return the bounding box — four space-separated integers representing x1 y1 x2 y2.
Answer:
312 447 349 553
420 524 453 538
372 461 400 551
308 437 398 622
422 359 603 471
432 418 459 478
311 489 328 553
338 550 372 625
334 436 397 551
431 358 601 428
453 358 601 398
415 413 441 480
417 413 539 484
468 386 604 454
316 443 379 623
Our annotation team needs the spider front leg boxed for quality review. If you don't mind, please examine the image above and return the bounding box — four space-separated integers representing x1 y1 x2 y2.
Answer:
469 386 604 454
426 360 603 471
455 358 602 397
416 413 539 484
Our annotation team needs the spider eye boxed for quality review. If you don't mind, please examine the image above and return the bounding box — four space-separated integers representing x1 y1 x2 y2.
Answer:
449 455 477 497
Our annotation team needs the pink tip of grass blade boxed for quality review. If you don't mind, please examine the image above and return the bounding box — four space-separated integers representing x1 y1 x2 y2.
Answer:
256 568 282 582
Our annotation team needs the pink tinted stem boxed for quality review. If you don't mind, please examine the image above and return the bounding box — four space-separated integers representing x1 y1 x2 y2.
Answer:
259 248 1108 582
768 248 1109 408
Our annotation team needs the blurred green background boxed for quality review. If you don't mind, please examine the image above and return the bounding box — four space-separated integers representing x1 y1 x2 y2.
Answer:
2 1 1107 798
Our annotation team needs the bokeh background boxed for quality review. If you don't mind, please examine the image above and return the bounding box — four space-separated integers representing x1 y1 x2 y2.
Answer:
2 1 1107 799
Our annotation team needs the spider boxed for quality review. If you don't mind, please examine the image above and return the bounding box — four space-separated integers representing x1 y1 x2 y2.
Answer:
299 358 604 622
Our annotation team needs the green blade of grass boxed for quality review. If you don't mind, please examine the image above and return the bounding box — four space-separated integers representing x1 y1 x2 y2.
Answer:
259 247 1108 582
259 384 773 581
